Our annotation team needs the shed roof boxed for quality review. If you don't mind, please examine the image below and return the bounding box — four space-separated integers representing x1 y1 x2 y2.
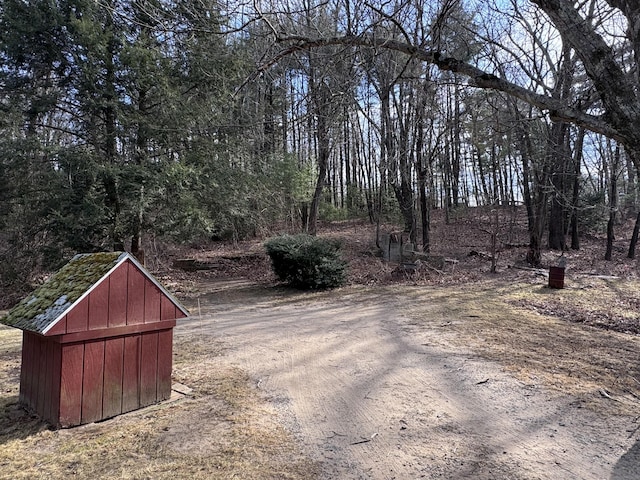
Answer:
0 252 188 334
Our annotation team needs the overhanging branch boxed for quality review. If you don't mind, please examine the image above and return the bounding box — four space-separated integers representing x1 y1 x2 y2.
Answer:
265 33 624 142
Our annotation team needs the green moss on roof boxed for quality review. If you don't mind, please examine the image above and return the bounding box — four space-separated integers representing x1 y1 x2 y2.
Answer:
0 252 127 333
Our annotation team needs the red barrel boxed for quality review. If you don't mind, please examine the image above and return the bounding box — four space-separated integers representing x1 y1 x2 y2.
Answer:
548 266 565 289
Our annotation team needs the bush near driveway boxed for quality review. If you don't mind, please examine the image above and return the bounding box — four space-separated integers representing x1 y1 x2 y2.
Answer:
264 234 347 289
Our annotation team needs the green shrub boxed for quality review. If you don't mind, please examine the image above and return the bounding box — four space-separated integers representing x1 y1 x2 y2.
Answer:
264 234 347 289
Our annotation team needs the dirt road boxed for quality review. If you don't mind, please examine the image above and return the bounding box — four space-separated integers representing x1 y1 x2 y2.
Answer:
178 280 640 479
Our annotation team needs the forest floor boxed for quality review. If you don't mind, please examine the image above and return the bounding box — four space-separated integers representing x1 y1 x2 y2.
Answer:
3 206 640 478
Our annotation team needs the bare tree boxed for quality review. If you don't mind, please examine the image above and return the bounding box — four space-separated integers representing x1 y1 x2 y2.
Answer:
246 1 640 263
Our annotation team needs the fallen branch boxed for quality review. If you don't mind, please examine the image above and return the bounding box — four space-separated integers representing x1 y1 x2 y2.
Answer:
350 432 378 445
599 389 618 401
624 389 640 402
423 263 446 275
350 439 372 445
508 265 547 274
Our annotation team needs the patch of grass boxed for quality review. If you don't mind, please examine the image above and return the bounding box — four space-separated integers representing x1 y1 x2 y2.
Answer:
0 328 319 479
509 276 640 333
401 279 640 414
0 326 22 410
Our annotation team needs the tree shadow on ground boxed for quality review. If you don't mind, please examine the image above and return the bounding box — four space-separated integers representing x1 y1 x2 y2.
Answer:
611 438 640 480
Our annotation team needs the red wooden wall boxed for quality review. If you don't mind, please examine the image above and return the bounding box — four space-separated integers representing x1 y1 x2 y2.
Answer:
20 259 186 428
20 332 62 425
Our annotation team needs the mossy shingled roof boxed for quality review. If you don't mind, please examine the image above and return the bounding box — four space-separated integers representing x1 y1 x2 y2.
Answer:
0 252 128 333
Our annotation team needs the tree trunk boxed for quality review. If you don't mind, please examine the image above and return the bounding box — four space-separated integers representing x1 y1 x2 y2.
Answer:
527 223 543 267
548 105 572 251
605 213 615 261
476 149 490 205
570 128 585 250
628 150 640 257
392 177 416 243
307 115 329 235
605 145 620 260
515 105 548 267
520 133 535 240
131 80 149 257
528 156 551 267
451 83 461 207
415 89 430 254
419 176 430 254
490 207 499 273
102 3 122 251
628 211 640 259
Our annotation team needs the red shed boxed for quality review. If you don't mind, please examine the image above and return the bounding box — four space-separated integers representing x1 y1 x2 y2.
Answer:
0 252 188 428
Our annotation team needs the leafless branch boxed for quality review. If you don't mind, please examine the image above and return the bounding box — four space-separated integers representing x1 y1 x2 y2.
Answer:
256 32 622 142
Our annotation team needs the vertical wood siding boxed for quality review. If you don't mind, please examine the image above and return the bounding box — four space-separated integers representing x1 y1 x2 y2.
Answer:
108 263 128 327
66 296 89 333
19 333 31 407
48 344 62 424
36 338 47 415
81 341 105 424
144 280 161 323
157 330 173 400
122 335 140 413
140 332 159 406
103 337 124 419
59 343 84 427
127 265 145 325
88 279 109 329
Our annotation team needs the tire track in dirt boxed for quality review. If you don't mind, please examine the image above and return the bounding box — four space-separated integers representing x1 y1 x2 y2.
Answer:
178 285 638 479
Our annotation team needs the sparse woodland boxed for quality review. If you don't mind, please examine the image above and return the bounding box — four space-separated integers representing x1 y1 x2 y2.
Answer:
2 1 640 305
